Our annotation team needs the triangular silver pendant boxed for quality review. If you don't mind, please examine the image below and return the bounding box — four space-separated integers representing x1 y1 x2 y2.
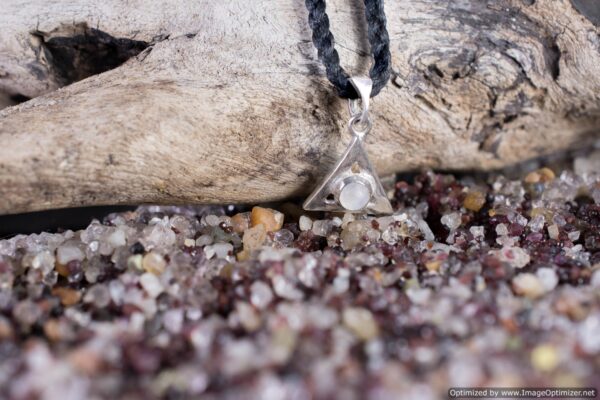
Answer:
303 135 393 214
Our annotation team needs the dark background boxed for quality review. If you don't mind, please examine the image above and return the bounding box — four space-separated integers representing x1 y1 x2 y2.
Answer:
0 206 134 237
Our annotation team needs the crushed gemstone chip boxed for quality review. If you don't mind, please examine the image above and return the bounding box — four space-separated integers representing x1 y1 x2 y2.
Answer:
0 153 599 398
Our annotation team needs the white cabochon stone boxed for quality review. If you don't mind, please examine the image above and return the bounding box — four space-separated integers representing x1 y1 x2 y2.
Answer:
339 181 371 211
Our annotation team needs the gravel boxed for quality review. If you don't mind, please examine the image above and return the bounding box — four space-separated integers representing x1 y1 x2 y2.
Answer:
0 152 599 399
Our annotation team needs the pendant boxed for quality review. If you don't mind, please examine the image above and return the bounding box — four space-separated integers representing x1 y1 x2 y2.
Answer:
303 77 393 214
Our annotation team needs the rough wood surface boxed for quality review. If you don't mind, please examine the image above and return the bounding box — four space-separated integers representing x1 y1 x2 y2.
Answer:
0 0 599 214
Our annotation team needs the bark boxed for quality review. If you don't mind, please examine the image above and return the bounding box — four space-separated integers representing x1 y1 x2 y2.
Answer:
0 0 599 214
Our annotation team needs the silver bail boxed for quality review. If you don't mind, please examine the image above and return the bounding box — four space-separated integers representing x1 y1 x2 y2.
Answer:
348 77 371 119
347 77 373 140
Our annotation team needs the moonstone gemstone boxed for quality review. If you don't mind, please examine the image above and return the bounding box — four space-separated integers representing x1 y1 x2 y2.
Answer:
339 181 371 211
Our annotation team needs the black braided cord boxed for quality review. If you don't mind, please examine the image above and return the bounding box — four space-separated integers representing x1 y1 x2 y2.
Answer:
305 0 391 99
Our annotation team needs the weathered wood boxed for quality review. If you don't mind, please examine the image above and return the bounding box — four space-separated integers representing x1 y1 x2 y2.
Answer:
0 0 599 214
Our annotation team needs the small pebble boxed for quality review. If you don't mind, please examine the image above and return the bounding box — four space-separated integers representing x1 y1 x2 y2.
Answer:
524 167 555 183
204 246 216 259
205 215 221 227
406 287 432 305
31 251 55 273
536 267 558 292
127 254 143 271
567 231 580 241
531 344 559 372
273 229 294 246
331 217 343 227
43 319 64 341
140 273 164 298
243 224 267 252
250 207 283 232
236 249 250 262
491 246 530 269
342 307 379 341
231 213 250 234
163 309 184 334
341 212 355 228
67 347 103 375
107 229 126 248
236 302 261 332
528 215 545 232
548 224 560 240
340 220 370 250
83 284 111 308
469 226 485 239
463 190 486 212
272 275 303 301
52 287 81 306
512 273 545 299
381 227 399 244
312 220 333 237
195 234 213 247
441 212 461 231
108 280 125 305
205 243 233 259
299 215 312 231
56 245 85 265
496 223 509 236
142 252 167 275
425 260 442 273
250 281 274 309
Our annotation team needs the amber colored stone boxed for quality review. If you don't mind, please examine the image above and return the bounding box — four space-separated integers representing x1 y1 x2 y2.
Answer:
236 249 250 262
250 206 283 232
55 263 70 277
231 212 250 234
0 318 13 339
501 318 518 334
52 287 82 306
219 263 234 279
530 207 545 217
372 269 383 283
524 167 555 183
43 319 62 341
463 190 486 212
425 260 442 273
530 207 554 221
538 167 556 182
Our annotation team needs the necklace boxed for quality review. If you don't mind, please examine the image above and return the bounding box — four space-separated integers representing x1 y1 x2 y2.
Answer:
302 0 393 215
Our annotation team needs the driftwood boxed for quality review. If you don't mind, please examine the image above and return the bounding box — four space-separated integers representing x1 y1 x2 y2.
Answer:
0 0 599 215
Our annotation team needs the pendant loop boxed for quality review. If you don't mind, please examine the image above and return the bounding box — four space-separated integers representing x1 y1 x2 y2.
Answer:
348 76 373 124
348 114 373 139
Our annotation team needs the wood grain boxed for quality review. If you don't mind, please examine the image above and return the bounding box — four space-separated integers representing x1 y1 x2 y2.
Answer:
0 0 599 214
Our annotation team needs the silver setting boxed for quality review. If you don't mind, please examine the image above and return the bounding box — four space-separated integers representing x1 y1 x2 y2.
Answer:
303 77 393 214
